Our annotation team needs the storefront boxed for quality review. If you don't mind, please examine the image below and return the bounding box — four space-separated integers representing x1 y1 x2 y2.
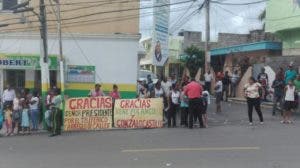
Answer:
210 41 282 74
0 53 58 94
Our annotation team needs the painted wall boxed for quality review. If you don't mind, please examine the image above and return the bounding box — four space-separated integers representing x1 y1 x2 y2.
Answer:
266 0 300 33
0 0 139 34
0 33 140 98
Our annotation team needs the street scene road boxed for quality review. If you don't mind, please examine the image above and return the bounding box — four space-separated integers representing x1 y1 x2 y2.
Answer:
1 101 300 168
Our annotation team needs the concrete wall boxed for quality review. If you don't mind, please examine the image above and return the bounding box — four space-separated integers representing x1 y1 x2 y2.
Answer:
179 30 278 51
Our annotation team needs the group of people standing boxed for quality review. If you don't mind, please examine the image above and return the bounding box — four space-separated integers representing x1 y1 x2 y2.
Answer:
243 64 299 125
205 70 240 101
1 85 41 136
0 85 63 137
138 75 210 129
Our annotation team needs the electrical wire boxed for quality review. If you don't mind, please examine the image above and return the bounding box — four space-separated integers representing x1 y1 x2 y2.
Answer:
63 27 103 83
170 0 206 34
0 0 195 29
0 2 194 33
169 0 198 30
0 0 141 23
211 0 268 6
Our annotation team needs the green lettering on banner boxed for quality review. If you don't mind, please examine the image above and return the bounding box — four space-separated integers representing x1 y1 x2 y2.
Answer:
0 53 58 70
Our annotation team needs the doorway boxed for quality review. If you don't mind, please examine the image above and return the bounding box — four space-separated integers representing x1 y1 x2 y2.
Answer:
5 70 25 90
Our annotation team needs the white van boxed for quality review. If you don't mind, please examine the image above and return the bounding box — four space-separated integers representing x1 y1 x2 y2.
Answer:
138 70 159 83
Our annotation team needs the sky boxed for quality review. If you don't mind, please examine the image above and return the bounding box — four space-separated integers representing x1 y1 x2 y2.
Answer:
140 0 266 41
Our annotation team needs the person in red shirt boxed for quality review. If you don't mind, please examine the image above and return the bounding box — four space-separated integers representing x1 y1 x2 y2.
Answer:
184 78 204 129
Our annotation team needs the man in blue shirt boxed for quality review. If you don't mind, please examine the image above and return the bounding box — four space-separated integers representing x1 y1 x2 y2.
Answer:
285 65 297 84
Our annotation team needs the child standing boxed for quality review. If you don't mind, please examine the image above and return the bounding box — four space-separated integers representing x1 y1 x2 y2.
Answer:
202 91 210 128
215 78 223 113
4 104 12 136
11 94 22 135
180 87 189 127
21 100 30 134
282 80 296 124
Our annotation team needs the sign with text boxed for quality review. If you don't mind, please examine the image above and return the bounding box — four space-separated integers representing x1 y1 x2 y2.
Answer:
67 65 95 83
64 97 113 131
114 98 163 129
0 54 58 70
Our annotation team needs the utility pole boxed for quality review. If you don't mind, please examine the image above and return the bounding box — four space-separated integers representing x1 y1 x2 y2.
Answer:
205 0 210 72
39 0 50 102
54 0 65 96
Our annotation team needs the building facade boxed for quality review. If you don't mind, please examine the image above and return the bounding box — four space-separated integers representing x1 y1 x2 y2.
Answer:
0 0 141 98
266 0 300 56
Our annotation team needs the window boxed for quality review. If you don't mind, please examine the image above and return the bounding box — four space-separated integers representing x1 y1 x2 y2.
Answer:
1 0 18 11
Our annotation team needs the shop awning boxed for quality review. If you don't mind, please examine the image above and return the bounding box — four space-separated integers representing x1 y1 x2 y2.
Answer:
210 41 282 57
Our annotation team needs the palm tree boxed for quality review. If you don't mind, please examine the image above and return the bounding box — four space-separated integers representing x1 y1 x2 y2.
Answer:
258 9 266 30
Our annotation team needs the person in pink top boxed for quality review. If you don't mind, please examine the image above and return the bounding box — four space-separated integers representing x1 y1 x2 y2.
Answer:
184 78 204 129
88 84 105 97
109 84 121 99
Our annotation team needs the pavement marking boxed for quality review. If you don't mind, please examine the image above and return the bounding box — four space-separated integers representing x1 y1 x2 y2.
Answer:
122 147 260 153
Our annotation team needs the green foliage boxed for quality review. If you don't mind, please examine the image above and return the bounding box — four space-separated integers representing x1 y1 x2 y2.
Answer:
183 45 205 77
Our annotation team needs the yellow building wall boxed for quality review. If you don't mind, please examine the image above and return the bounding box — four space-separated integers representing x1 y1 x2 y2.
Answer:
0 0 139 34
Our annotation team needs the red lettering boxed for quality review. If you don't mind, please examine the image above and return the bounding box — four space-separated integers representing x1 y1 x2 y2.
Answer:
77 99 84 109
69 99 77 110
90 98 97 108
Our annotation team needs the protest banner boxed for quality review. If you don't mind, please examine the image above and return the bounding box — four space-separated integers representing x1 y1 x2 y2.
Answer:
64 97 113 131
114 98 163 129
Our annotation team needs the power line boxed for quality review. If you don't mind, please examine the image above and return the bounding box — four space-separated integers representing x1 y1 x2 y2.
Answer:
211 0 268 6
170 0 206 34
0 3 193 33
214 4 259 21
169 0 198 32
1 0 195 29
0 0 140 23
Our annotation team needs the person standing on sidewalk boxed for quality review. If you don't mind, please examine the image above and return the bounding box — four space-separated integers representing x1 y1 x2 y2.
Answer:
180 86 189 127
2 85 16 109
88 84 105 97
294 75 300 113
222 71 230 101
272 74 285 116
244 77 264 126
167 83 180 128
282 80 296 124
284 65 297 84
29 91 40 131
204 70 213 92
50 89 63 137
230 70 240 97
257 67 269 101
215 77 223 113
184 78 204 129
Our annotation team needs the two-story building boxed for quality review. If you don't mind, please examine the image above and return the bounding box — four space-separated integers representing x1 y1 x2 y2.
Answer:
0 0 142 98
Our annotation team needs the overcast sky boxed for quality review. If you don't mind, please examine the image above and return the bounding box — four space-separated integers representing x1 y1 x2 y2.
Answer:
140 0 266 41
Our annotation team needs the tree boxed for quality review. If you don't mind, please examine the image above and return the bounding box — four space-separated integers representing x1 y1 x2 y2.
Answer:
183 45 205 78
258 9 266 30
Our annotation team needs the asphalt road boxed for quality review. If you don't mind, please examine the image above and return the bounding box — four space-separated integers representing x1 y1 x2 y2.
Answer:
1 101 300 168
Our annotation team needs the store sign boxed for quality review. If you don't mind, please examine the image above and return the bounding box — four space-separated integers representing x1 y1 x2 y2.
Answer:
67 65 95 83
0 54 58 70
